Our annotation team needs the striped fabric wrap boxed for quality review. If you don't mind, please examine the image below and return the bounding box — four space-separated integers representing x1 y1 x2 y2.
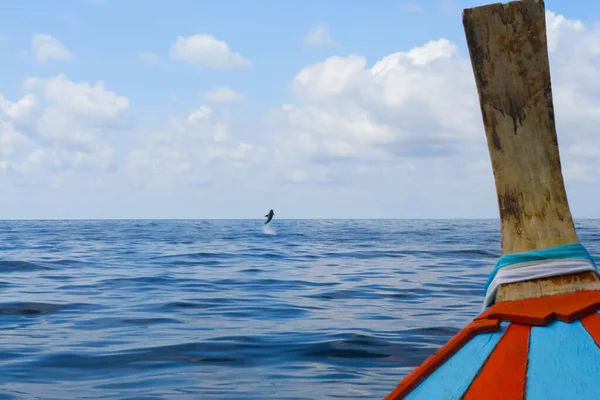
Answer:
483 242 599 309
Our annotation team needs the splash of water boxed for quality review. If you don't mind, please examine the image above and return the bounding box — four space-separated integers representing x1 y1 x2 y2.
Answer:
263 224 276 235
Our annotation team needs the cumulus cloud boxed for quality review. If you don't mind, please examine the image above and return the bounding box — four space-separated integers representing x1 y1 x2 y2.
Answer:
4 8 600 218
266 8 600 205
304 25 336 47
169 34 251 69
0 94 39 161
24 75 128 124
30 34 73 63
0 75 128 183
188 105 212 121
203 87 245 103
126 105 262 188
271 38 480 169
542 11 600 177
207 143 263 166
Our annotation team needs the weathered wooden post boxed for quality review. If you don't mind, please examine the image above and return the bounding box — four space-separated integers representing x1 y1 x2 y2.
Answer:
463 0 600 303
383 1 600 399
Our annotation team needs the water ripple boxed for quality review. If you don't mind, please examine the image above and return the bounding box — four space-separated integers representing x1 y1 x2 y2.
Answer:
0 219 597 399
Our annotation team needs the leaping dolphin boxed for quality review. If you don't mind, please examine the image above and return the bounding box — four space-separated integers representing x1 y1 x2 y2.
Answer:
264 209 274 225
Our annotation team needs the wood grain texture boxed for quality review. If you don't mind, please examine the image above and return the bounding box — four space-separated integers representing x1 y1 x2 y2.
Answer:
476 289 600 326
462 0 599 303
403 325 506 400
383 319 501 400
462 0 577 255
581 311 600 348
495 271 600 303
383 290 600 399
462 323 530 400
526 320 600 399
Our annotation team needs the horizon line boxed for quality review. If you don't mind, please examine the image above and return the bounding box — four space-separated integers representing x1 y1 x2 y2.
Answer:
1 217 599 221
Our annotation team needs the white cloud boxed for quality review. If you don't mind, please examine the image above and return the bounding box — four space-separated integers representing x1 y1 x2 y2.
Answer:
188 106 212 121
3 8 600 218
125 106 261 188
169 34 251 69
203 87 245 103
0 75 128 184
139 52 161 66
304 25 336 47
0 115 31 159
30 34 73 63
271 38 479 168
545 10 584 52
0 93 38 122
292 54 366 99
24 74 129 126
16 146 114 175
207 142 263 166
266 9 600 201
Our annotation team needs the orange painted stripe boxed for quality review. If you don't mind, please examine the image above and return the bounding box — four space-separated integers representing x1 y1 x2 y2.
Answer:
383 319 501 400
581 311 600 347
476 290 600 326
383 290 600 400
462 323 530 400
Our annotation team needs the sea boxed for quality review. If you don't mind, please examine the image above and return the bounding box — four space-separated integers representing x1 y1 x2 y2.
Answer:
1 219 599 399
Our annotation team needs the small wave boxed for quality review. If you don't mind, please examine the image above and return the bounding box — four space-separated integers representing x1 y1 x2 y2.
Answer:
320 249 415 259
70 317 182 331
99 276 184 288
156 299 312 319
0 302 96 316
33 332 403 372
0 260 52 272
240 268 263 273
163 300 232 310
307 286 439 301
212 278 339 290
1 218 584 399
45 259 90 266
153 252 237 261
451 249 500 257
124 317 182 326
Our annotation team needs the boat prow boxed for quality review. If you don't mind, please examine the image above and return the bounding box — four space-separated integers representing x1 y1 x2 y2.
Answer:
383 0 600 398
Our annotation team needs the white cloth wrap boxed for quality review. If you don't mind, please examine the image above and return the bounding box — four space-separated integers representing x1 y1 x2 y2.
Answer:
483 258 598 310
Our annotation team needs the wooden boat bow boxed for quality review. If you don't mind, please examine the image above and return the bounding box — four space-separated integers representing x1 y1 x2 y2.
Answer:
383 0 600 398
462 0 600 304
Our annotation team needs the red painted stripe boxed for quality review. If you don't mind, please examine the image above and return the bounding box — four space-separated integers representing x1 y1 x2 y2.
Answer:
581 312 600 347
476 290 600 326
383 319 501 400
462 323 530 400
383 290 600 400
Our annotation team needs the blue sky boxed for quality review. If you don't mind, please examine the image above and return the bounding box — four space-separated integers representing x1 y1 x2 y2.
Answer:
1 0 599 219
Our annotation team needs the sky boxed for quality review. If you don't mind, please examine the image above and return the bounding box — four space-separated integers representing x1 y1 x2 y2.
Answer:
1 0 600 219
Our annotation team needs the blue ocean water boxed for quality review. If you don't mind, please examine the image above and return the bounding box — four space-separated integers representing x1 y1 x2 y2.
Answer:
0 219 599 400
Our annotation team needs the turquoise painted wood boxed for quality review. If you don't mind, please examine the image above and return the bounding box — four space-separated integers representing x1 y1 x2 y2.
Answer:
404 323 507 400
527 319 600 400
